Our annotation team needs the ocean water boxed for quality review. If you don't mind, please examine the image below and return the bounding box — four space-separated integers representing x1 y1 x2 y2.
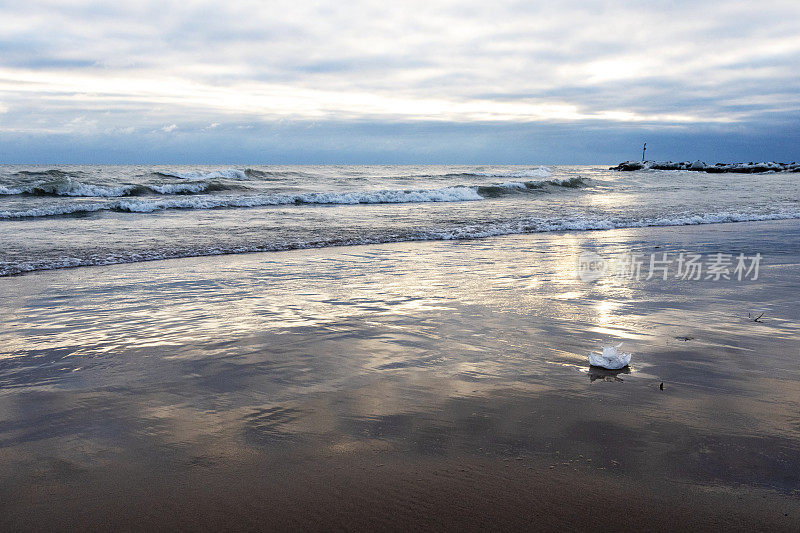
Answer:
1 164 799 276
2 162 800 525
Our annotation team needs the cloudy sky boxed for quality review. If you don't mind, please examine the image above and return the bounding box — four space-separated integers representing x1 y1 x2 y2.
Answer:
1 0 799 163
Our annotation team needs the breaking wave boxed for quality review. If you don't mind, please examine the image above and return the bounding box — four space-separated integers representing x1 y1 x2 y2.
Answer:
243 168 314 179
438 166 553 180
152 169 250 181
477 177 584 196
0 179 586 218
473 166 553 179
0 178 244 198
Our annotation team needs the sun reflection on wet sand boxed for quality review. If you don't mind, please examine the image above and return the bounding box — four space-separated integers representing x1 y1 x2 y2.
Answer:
1 220 800 527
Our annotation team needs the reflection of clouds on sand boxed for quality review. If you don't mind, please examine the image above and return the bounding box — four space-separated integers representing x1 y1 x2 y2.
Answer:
1 221 800 503
3 227 655 366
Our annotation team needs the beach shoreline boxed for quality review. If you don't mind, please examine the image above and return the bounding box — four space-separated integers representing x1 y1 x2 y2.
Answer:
1 219 799 530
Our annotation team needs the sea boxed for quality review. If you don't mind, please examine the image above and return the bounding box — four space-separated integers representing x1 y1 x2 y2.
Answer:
1 164 799 276
2 164 800 526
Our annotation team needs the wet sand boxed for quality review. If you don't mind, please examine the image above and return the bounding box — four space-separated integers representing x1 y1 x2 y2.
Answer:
3 453 798 531
1 220 800 530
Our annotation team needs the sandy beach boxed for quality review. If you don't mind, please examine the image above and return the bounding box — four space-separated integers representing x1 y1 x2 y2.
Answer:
1 218 799 530
4 0 800 528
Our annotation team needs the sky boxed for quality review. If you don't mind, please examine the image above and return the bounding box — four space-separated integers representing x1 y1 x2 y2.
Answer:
1 0 799 164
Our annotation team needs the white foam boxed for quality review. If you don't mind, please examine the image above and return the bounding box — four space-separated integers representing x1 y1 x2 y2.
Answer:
411 211 800 241
0 185 23 195
297 187 483 205
158 169 249 181
476 166 552 179
57 181 134 197
495 181 529 189
148 182 210 194
0 202 109 218
117 187 484 212
0 186 486 217
0 179 133 197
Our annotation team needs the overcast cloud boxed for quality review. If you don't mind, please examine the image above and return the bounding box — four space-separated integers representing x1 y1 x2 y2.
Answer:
1 0 799 163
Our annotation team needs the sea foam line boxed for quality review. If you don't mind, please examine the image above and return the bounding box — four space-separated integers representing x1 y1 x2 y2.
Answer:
2 210 799 276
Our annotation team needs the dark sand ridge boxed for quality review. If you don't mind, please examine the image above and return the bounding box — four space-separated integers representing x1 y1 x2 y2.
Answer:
1 219 799 530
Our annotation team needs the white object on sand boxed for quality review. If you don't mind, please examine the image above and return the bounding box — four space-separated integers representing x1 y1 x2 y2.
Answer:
589 343 632 370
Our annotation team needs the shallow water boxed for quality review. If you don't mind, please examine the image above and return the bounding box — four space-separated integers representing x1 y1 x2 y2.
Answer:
1 219 799 514
1 164 799 276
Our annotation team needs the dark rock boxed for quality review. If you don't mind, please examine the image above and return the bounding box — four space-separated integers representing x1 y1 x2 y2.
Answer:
611 160 797 174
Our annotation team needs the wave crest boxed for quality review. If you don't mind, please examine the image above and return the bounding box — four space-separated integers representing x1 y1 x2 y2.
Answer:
0 178 592 218
0 178 244 198
0 178 597 218
153 169 249 181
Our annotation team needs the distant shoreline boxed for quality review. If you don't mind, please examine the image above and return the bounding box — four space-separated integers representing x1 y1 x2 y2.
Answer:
612 160 800 173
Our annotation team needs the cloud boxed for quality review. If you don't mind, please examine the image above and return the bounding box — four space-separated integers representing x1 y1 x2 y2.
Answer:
0 1 798 160
161 123 177 133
